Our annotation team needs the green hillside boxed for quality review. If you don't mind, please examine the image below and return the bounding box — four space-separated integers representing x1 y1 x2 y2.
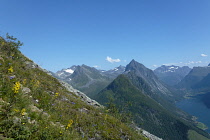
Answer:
0 34 147 140
95 74 210 140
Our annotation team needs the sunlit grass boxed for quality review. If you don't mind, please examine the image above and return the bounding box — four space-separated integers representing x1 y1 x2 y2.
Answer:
0 34 147 139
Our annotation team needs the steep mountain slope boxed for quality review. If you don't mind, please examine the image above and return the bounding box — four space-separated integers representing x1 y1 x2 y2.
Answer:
55 65 77 79
154 65 191 86
54 65 125 98
54 65 112 97
176 66 210 92
124 60 184 103
100 65 125 79
125 60 171 95
0 35 147 140
192 73 210 93
95 74 210 140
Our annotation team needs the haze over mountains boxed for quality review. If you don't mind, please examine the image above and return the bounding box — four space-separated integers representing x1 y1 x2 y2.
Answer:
154 65 192 86
2 1 210 139
54 65 125 97
51 58 210 140
176 65 210 94
54 61 192 99
95 60 197 140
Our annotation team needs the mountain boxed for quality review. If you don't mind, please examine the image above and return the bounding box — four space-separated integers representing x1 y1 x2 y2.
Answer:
100 65 125 79
191 73 210 93
154 65 191 86
124 60 184 103
55 65 77 79
54 65 124 97
176 66 210 92
95 74 210 140
0 35 148 139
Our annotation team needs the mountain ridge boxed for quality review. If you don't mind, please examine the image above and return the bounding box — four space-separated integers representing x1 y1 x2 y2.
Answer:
95 74 210 140
154 65 191 86
54 65 125 97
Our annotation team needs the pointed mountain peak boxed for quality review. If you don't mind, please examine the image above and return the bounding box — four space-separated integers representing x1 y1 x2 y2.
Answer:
130 59 138 64
116 65 125 69
125 59 146 72
208 63 210 66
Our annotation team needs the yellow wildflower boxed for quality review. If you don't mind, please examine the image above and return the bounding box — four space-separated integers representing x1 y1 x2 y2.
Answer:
34 80 40 88
55 92 59 97
66 119 73 129
13 109 20 112
21 108 26 116
12 81 21 93
59 131 63 136
8 66 14 73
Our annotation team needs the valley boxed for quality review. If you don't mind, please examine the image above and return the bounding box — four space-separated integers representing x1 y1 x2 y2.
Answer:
1 1 210 139
54 59 210 140
176 94 210 133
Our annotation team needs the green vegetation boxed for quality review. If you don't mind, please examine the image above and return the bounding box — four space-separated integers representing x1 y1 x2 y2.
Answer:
196 122 208 130
188 130 210 140
0 34 147 139
95 74 210 140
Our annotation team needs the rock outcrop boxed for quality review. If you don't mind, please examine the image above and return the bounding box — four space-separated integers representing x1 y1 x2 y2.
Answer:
59 81 103 108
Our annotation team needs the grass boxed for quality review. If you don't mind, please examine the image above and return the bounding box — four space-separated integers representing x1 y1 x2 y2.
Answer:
188 130 210 140
0 34 147 140
196 122 208 130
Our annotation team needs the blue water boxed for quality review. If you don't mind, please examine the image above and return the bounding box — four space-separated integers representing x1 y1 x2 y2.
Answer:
176 96 210 133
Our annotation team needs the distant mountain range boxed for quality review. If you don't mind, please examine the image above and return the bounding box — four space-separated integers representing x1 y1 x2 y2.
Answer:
52 60 210 140
175 65 210 95
100 65 125 79
54 65 125 97
94 60 209 140
154 65 191 86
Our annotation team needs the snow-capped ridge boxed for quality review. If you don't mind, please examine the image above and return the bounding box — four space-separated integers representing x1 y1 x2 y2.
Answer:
64 69 74 74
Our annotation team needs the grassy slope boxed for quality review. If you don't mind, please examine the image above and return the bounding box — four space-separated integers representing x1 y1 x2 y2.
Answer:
0 35 147 140
188 130 210 140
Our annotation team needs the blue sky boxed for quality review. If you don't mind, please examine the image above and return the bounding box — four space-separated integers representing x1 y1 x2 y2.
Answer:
1 0 210 72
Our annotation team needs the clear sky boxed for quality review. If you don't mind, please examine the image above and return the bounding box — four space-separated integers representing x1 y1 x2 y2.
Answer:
1 0 210 72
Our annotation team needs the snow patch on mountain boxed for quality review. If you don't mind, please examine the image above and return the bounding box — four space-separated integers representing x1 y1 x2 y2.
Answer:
64 69 74 74
114 68 118 71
